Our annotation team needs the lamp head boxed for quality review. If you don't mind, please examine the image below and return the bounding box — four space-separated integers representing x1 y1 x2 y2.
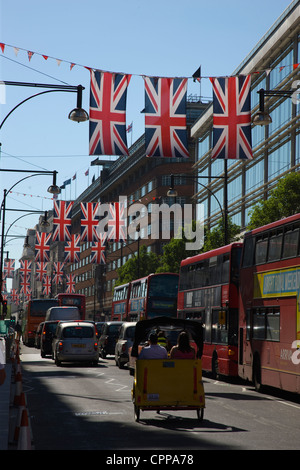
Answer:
68 85 89 123
47 171 61 194
252 111 272 126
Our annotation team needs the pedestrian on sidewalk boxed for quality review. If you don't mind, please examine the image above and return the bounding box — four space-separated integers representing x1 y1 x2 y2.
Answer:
0 337 6 385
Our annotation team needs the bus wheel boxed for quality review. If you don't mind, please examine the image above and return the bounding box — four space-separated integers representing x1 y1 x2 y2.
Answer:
211 352 219 380
134 405 140 422
253 355 262 392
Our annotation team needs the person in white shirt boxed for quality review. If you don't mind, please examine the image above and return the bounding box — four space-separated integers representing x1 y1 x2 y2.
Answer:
0 338 6 385
139 333 168 359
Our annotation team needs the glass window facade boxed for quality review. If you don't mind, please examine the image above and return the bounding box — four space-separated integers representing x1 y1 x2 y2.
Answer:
193 5 300 231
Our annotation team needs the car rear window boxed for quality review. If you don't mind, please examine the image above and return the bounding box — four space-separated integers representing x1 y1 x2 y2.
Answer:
125 326 135 339
63 326 94 339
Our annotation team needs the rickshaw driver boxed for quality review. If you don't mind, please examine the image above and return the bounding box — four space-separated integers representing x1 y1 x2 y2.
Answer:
138 333 168 359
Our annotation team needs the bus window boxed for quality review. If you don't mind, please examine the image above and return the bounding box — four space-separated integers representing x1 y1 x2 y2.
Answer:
252 308 266 340
266 308 280 341
255 236 268 264
242 236 255 267
267 231 283 262
282 229 299 259
221 253 230 283
211 308 228 344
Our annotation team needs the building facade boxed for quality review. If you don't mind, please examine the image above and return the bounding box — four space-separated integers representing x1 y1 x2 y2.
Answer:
191 0 300 230
68 98 208 320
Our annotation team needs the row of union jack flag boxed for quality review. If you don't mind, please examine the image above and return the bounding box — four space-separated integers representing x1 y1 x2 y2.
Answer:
89 70 253 161
53 200 126 245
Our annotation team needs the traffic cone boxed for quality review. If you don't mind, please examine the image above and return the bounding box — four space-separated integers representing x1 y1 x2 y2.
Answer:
13 371 23 406
17 408 32 450
13 392 27 443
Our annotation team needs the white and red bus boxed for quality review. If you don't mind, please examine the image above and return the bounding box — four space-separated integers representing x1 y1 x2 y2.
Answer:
239 213 300 394
177 243 242 378
111 282 131 321
56 293 86 320
112 273 179 322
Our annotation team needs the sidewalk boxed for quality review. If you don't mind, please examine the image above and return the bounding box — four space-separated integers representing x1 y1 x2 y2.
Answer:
0 362 12 450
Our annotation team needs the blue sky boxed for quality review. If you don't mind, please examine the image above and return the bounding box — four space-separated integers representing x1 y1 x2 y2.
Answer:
0 0 293 271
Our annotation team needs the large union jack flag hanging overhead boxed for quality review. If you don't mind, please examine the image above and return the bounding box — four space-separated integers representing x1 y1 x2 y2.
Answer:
52 200 74 242
35 232 51 262
35 262 48 282
66 274 76 294
80 202 100 242
91 233 106 265
89 70 132 156
107 202 126 242
144 76 189 158
19 260 31 277
3 259 15 278
64 234 81 263
209 75 253 160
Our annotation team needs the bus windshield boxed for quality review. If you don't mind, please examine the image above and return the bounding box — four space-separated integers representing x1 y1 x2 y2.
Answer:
148 275 178 298
29 299 58 316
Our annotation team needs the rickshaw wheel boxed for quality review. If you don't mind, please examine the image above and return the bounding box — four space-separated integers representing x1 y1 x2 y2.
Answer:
197 408 204 421
134 405 140 422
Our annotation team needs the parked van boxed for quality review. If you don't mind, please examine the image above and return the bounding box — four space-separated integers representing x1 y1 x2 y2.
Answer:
52 321 99 366
45 306 80 322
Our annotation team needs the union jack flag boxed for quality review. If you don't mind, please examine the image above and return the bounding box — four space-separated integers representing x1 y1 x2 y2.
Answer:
52 200 74 241
20 275 31 295
144 76 189 158
64 234 80 263
35 232 51 262
209 75 253 160
80 202 99 242
11 289 18 304
35 262 48 282
107 202 126 242
53 262 65 285
19 260 31 277
3 258 15 278
89 70 132 156
66 274 76 294
42 276 51 296
91 233 106 265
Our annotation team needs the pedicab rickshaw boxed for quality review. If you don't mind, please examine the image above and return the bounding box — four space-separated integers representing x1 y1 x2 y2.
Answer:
131 316 205 422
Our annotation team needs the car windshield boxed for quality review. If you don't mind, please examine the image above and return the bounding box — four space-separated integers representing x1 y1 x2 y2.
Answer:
63 326 93 339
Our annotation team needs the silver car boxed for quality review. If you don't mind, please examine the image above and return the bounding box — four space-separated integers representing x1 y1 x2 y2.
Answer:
115 322 136 368
52 321 99 366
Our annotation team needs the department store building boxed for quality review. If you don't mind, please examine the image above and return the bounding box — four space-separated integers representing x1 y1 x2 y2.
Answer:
191 0 300 230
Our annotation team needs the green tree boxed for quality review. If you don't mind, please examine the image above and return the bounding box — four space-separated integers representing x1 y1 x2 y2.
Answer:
115 245 159 286
201 217 241 252
248 172 300 229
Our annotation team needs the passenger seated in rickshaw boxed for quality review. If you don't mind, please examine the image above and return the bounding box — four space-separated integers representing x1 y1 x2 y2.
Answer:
138 333 168 359
170 331 195 359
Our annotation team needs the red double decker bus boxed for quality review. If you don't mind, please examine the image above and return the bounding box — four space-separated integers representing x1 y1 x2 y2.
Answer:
112 273 179 322
111 282 131 321
178 243 242 378
56 293 86 320
239 213 300 394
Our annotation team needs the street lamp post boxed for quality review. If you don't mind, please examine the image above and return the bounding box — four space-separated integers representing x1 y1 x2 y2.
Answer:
0 79 89 317
0 171 60 318
167 171 228 246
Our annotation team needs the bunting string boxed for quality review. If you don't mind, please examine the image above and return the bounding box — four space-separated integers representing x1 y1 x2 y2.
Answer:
0 41 299 80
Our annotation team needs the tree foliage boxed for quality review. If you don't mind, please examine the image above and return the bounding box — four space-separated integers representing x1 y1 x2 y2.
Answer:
115 245 159 286
248 172 300 229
